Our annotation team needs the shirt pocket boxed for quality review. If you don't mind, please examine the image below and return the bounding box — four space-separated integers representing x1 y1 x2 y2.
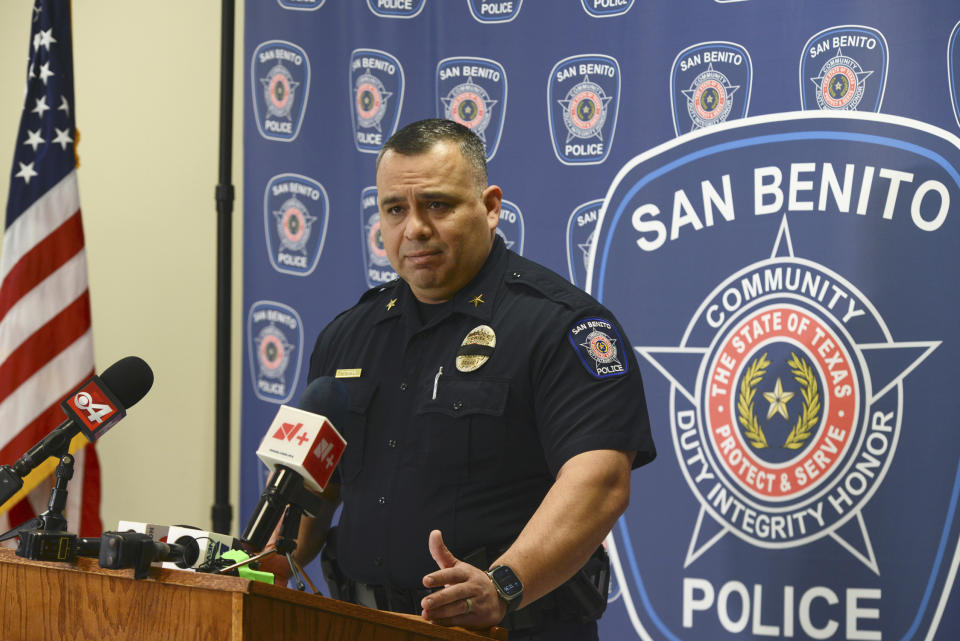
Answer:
337 378 377 483
415 377 509 484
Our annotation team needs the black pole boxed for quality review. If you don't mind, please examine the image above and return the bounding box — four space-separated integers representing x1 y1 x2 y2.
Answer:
212 0 235 535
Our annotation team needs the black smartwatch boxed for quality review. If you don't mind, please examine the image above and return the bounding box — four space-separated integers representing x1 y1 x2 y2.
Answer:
486 565 524 614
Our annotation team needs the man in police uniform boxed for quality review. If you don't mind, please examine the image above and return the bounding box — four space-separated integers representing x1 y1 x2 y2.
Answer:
271 119 655 640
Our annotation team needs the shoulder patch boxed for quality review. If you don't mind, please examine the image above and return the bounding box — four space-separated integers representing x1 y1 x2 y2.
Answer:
568 317 628 379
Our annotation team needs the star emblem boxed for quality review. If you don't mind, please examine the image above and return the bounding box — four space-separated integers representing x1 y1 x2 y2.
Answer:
58 95 70 115
52 127 72 150
37 28 56 50
469 294 485 308
38 61 54 85
762 377 795 420
32 95 49 118
386 298 397 311
15 162 38 185
23 129 44 152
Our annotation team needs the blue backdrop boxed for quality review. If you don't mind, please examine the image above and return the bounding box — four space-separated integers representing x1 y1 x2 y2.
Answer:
241 2 960 638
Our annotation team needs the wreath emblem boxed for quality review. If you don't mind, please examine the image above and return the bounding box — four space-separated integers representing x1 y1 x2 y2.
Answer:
737 351 821 450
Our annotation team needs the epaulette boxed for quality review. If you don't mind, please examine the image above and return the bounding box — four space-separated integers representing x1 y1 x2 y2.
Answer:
357 277 401 304
504 253 596 311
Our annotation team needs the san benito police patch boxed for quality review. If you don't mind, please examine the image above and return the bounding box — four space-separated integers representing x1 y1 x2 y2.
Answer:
581 0 634 19
800 25 888 112
250 40 310 142
349 48 405 153
568 317 628 379
276 0 326 10
671 41 752 137
496 198 524 255
467 0 523 23
366 0 426 18
247 301 304 404
263 173 328 276
436 57 507 160
548 54 621 165
360 185 398 288
566 198 602 288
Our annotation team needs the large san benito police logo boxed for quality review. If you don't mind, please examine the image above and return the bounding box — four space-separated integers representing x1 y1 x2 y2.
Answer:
250 40 310 142
950 20 960 132
349 48 405 153
360 185 398 288
467 0 523 23
366 0 425 18
586 112 960 641
436 57 507 161
247 301 304 404
548 54 621 165
800 25 888 112
671 42 752 136
263 173 328 277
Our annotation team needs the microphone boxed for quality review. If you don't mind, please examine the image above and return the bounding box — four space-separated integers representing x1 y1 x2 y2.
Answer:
0 356 154 506
240 376 348 551
99 531 201 579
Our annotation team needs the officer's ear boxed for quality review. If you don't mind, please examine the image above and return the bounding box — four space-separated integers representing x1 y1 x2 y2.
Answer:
482 184 502 232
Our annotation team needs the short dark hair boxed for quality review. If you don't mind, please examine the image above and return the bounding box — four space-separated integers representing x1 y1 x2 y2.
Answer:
376 119 488 191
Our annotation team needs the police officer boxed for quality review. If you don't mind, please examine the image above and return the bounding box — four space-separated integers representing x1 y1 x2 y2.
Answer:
267 119 655 640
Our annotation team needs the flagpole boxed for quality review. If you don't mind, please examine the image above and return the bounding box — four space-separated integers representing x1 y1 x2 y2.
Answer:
212 0 236 535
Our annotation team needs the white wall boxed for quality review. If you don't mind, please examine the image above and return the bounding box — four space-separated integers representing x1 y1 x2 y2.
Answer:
0 2 245 534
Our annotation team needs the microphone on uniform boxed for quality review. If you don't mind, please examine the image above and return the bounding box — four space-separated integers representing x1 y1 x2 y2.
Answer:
0 356 154 505
240 376 348 552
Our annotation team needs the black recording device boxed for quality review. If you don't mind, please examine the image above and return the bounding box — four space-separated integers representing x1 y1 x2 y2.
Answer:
98 531 201 579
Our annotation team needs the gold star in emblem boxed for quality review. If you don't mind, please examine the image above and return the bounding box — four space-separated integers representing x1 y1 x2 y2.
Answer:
386 298 397 311
762 377 795 420
469 294 485 308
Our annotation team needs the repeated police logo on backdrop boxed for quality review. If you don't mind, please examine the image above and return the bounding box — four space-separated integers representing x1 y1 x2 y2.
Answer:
950 21 960 132
276 0 326 10
436 57 507 160
263 173 329 277
350 49 405 153
496 199 524 254
467 0 523 23
367 0 426 18
361 186 398 288
247 301 304 404
251 41 310 142
566 198 602 288
800 26 888 112
548 54 621 165
589 112 958 640
581 0 634 18
671 42 752 136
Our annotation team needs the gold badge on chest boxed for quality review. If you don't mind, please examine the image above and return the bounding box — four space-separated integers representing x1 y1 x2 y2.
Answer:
456 324 496 372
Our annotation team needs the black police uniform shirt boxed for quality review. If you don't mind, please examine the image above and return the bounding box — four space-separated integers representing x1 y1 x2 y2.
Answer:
308 236 656 589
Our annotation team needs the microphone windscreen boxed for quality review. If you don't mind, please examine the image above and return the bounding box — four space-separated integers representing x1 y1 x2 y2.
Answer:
297 376 348 427
101 356 154 409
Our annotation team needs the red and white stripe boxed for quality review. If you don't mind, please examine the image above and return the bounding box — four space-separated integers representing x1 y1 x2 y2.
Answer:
0 170 101 538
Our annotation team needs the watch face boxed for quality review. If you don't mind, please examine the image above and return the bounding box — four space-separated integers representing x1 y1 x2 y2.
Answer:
491 565 523 598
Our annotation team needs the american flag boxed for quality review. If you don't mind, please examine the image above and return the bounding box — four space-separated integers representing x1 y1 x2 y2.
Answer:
0 0 101 537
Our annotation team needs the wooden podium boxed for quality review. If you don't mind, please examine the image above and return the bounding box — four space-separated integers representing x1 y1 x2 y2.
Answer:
0 548 506 641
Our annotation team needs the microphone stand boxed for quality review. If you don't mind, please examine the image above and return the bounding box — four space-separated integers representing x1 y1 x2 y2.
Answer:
0 449 81 561
219 505 319 593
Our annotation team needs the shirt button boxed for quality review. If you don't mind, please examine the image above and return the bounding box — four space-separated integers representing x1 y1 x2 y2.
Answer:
378 496 387 505
452 400 463 410
399 382 408 391
387 439 398 448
